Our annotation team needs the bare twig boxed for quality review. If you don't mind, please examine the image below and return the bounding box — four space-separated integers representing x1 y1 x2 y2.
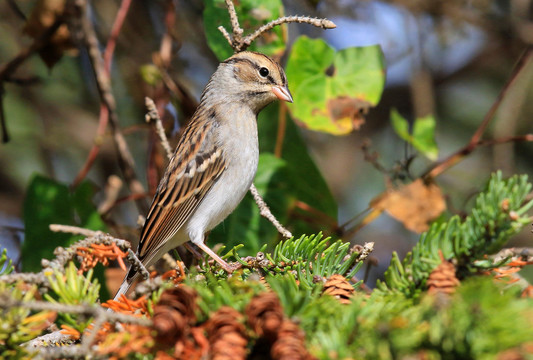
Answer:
0 272 48 286
0 298 152 329
491 247 533 264
355 242 375 262
423 46 533 179
49 223 100 237
242 16 336 49
47 224 131 272
6 0 27 21
72 0 133 189
13 298 152 357
224 0 243 43
218 1 336 53
127 249 150 280
145 97 173 159
249 184 292 239
69 0 148 214
218 25 233 46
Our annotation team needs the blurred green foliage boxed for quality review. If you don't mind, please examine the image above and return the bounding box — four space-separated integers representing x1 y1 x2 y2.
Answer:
391 109 439 161
22 175 106 272
22 175 109 299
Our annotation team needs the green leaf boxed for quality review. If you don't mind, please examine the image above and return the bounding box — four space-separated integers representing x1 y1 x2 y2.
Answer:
390 109 439 160
412 114 439 161
286 36 385 135
390 108 410 141
203 0 286 61
23 175 77 272
257 103 337 221
22 175 109 299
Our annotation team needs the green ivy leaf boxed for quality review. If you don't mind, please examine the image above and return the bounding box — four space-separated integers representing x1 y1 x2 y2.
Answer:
390 109 439 160
203 0 286 61
286 36 385 135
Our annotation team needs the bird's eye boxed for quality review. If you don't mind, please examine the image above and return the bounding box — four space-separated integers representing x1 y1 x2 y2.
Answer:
259 67 269 77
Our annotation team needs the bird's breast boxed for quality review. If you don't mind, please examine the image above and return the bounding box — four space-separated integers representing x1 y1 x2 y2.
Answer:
189 109 259 233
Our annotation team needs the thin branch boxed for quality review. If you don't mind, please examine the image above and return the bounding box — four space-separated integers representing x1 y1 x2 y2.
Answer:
355 242 375 262
242 16 336 49
423 46 533 179
6 0 27 21
250 184 292 239
12 298 152 358
70 0 148 214
47 224 132 271
145 97 173 159
72 0 133 189
218 1 336 53
218 25 233 46
224 0 243 41
127 249 150 280
0 298 152 329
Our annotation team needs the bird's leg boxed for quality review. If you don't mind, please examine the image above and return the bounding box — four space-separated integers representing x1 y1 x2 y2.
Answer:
184 242 204 259
194 241 241 273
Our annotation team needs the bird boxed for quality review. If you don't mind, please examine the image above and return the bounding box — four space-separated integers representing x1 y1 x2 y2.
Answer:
113 51 292 300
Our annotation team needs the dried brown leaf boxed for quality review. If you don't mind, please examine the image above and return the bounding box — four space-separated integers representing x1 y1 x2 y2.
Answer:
370 178 446 233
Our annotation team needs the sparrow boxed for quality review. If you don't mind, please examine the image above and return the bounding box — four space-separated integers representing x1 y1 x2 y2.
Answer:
114 51 292 300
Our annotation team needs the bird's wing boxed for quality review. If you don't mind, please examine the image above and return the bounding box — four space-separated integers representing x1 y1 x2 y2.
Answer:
137 118 226 263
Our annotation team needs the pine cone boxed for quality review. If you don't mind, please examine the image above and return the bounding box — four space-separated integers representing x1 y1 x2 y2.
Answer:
427 253 460 295
246 292 284 342
322 274 354 304
205 306 247 360
271 321 315 360
153 286 198 346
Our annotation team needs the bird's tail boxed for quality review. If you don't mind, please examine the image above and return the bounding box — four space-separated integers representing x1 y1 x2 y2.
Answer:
112 266 139 302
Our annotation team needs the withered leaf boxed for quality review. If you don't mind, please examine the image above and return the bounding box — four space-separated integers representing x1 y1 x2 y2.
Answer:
23 0 77 69
370 179 446 233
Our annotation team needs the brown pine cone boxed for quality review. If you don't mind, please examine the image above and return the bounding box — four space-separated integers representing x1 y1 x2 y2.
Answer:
152 286 198 346
271 320 315 360
322 274 354 304
427 252 460 295
246 292 284 342
205 307 247 360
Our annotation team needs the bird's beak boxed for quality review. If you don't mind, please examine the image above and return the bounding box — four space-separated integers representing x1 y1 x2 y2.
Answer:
272 85 293 103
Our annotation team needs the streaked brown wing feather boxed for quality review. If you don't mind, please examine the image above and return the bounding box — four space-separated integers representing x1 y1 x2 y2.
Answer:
137 118 226 262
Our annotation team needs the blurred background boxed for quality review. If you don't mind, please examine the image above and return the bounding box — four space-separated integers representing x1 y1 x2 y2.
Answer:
1 0 532 286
